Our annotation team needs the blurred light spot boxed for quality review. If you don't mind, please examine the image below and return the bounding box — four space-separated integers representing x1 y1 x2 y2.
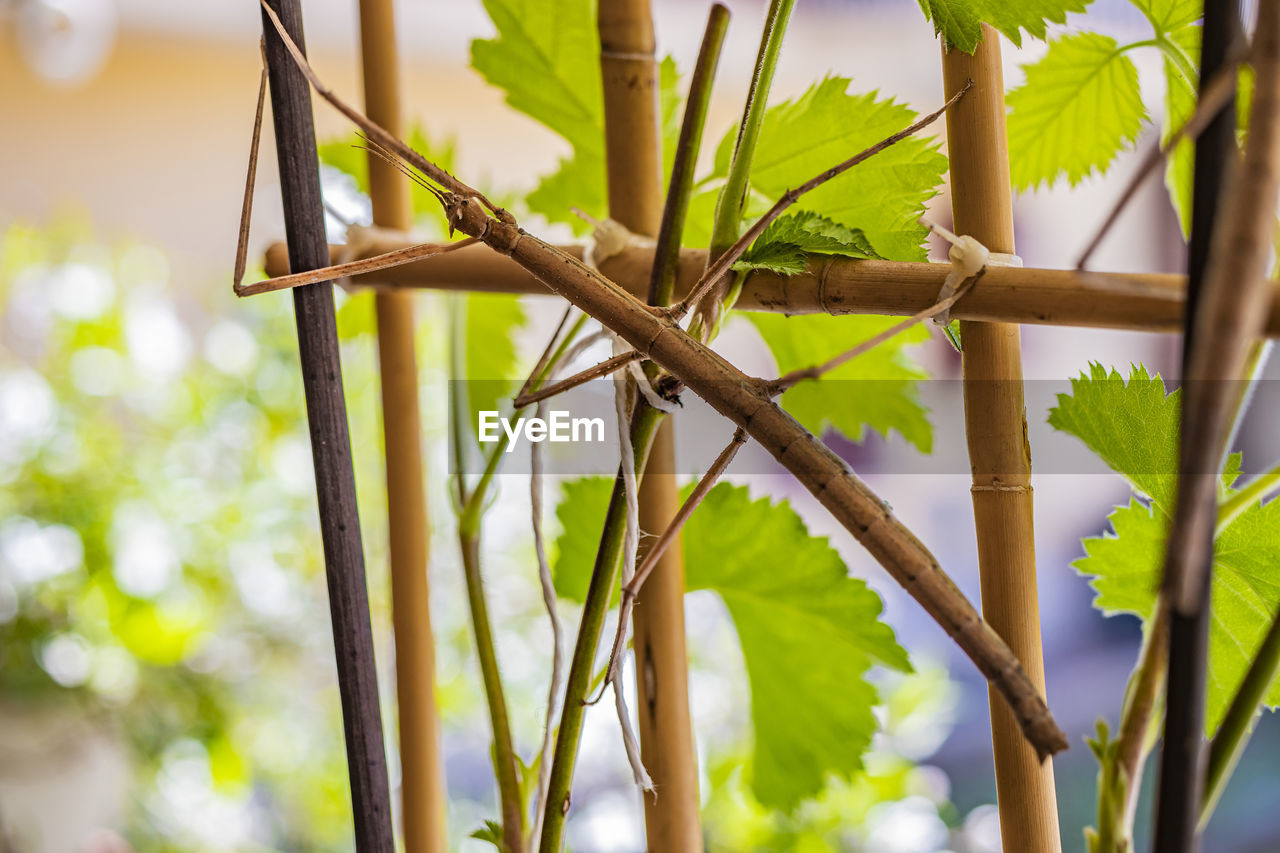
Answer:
49 262 115 319
124 298 192 382
229 543 299 620
0 369 58 444
111 505 179 598
567 789 644 853
70 346 126 396
15 0 117 86
204 320 258 376
90 645 138 701
864 796 949 853
41 632 93 686
271 436 314 495
963 804 1002 853
0 516 84 584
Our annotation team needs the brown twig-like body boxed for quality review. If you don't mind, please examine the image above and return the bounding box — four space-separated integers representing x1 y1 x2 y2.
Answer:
942 29 1061 852
252 5 1068 758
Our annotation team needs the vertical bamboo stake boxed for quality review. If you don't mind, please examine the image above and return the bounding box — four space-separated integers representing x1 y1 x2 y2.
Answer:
598 1 702 848
259 1 395 850
942 28 1061 853
355 0 448 850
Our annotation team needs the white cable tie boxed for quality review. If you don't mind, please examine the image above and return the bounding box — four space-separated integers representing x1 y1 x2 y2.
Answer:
924 220 1021 325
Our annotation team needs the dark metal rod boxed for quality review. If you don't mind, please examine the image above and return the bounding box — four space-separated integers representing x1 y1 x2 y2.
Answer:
258 2 395 850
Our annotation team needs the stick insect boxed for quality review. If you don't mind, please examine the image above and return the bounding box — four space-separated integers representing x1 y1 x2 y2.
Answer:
240 0 1068 758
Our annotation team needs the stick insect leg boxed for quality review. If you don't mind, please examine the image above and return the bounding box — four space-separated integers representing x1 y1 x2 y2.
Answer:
234 41 270 290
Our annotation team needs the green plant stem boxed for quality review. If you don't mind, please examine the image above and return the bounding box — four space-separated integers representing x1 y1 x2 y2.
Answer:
1218 460 1280 530
1201 602 1280 825
649 3 729 307
450 307 588 852
693 0 794 339
449 301 524 852
458 530 526 852
538 402 664 853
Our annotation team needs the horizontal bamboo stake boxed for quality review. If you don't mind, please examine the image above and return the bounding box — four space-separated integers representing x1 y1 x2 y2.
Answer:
263 239 1280 335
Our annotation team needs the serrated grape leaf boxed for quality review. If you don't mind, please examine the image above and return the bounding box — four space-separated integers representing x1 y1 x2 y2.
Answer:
748 314 933 453
471 0 683 233
1076 497 1280 734
1007 33 1146 190
1052 363 1276 734
916 0 1091 53
713 77 947 262
464 292 527 437
1129 0 1201 33
551 478 909 809
1048 363 1242 510
1161 23 1199 234
733 212 883 276
318 125 457 221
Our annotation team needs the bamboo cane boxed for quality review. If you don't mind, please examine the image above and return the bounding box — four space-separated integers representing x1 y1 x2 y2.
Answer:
263 239 1280 336
258 2 395 850
354 1 447 850
942 27 1061 853
597 0 702 848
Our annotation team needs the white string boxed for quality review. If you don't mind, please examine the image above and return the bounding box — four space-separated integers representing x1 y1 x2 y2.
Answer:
612 355 654 792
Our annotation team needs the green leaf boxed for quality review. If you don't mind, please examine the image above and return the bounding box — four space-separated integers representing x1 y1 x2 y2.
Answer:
748 314 933 452
551 479 908 809
464 292 527 436
733 212 883 276
471 0 604 231
1007 33 1146 190
1129 0 1201 33
551 476 617 606
916 0 1092 53
1076 497 1280 734
714 78 948 262
1047 363 1180 510
1054 363 1280 734
470 0 685 233
1160 23 1199 233
317 125 457 221
469 819 507 850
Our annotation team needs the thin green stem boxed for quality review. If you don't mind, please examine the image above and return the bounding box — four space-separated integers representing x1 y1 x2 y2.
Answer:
692 0 794 339
449 299 524 851
648 3 729 307
1218 460 1280 531
1201 602 1280 825
449 294 472 509
1156 32 1199 92
459 531 526 852
537 402 665 853
709 0 793 258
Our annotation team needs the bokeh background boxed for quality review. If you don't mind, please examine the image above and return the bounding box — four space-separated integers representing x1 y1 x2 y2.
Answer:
2 0 1278 850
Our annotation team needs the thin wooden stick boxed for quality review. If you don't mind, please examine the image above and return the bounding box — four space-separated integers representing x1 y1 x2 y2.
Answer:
599 428 748 696
942 27 1061 853
670 80 972 324
354 0 447 850
258 3 394 850
234 47 268 290
237 237 479 296
768 273 980 393
512 350 644 408
255 10 1069 759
